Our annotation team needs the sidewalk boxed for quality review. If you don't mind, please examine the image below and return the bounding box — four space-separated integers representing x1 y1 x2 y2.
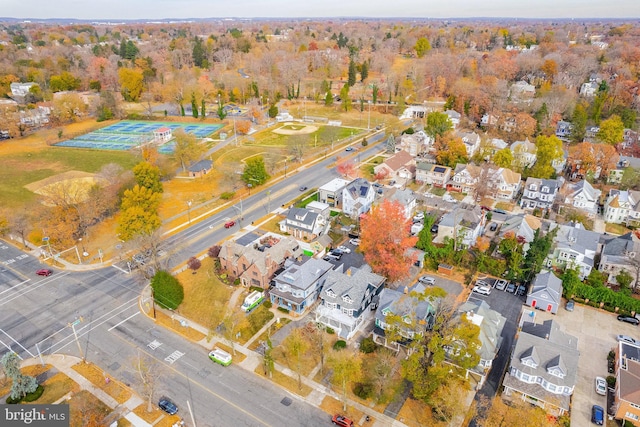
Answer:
21 354 151 427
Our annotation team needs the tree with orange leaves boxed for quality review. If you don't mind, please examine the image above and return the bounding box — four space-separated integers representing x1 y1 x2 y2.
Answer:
336 156 357 178
567 141 618 180
359 199 418 282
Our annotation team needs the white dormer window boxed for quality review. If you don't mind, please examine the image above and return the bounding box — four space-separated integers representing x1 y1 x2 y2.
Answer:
342 295 353 304
382 308 391 316
326 289 336 298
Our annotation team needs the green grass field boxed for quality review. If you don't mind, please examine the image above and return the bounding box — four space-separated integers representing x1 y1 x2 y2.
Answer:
0 148 138 207
244 125 362 148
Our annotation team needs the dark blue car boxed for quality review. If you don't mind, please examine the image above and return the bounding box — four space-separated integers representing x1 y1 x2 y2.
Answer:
591 405 604 425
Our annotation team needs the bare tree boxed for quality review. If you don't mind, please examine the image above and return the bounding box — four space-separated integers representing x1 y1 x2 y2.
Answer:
133 351 162 413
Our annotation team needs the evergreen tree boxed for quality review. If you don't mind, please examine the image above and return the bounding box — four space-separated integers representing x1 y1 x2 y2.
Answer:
191 93 198 119
192 36 205 67
571 103 588 142
360 61 369 82
200 99 206 118
325 91 333 106
348 60 357 87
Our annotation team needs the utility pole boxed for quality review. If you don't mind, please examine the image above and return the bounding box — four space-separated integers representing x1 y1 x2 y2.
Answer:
368 100 371 130
69 317 84 361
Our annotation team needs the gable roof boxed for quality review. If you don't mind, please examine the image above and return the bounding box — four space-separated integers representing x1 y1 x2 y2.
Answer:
322 265 385 311
375 282 437 331
566 179 600 202
551 222 600 259
285 207 319 228
499 214 540 243
188 159 212 172
499 168 522 185
458 299 506 363
529 270 562 303
275 257 333 291
383 150 413 172
344 178 373 201
618 343 640 404
219 236 301 275
439 206 483 230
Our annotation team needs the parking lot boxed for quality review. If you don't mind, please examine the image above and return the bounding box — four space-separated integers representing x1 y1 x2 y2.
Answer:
532 303 628 426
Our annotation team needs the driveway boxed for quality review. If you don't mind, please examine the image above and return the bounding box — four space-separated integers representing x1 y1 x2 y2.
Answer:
533 303 619 426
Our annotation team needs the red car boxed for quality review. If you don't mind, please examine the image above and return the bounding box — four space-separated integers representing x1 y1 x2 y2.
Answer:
224 220 236 229
36 269 53 276
332 414 354 427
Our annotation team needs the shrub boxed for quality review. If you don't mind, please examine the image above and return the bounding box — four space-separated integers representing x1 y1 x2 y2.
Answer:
277 307 290 314
220 191 235 200
187 256 201 272
233 278 241 286
624 421 635 427
353 382 374 399
607 375 616 388
151 270 184 310
263 300 272 309
359 337 377 354
208 245 221 258
249 286 263 293
23 385 44 402
608 351 615 361
326 327 335 334
333 340 347 350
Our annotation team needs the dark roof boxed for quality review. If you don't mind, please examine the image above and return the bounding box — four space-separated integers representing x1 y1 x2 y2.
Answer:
188 159 213 172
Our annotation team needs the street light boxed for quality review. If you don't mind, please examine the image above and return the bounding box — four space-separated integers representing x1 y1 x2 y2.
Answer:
186 200 192 224
248 183 252 195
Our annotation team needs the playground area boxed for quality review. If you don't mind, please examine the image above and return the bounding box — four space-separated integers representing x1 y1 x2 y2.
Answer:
54 121 223 153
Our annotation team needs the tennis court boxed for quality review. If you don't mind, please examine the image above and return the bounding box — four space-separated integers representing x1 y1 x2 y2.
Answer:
55 120 222 153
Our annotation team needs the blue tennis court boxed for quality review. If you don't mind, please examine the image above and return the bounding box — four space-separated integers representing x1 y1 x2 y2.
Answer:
55 120 222 153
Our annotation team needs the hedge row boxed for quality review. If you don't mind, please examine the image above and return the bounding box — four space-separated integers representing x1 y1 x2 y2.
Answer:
569 283 640 315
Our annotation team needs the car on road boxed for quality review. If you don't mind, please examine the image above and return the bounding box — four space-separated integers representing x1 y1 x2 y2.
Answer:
299 186 308 191
349 238 360 246
617 314 640 326
595 376 607 396
591 405 604 425
336 245 351 254
506 283 517 293
418 276 436 285
224 220 236 229
208 348 232 366
36 269 53 276
159 398 178 415
489 222 498 232
565 300 575 311
472 285 491 295
345 147 354 152
332 414 354 427
495 280 508 291
617 335 640 345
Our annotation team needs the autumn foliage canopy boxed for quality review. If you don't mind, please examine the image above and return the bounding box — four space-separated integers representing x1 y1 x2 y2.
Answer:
359 199 418 282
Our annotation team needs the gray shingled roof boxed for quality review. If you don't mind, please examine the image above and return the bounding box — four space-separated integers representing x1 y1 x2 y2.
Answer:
322 265 385 312
457 299 506 364
220 236 302 276
375 283 437 333
551 222 600 261
274 257 333 291
529 270 562 304
285 208 319 230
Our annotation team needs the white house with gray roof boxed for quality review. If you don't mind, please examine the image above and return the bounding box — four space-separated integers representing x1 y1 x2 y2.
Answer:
562 179 601 218
456 299 506 387
342 178 375 219
279 207 326 241
433 205 485 248
599 232 640 288
318 177 350 207
502 319 579 415
546 222 600 279
603 189 640 226
270 257 333 314
525 270 562 314
520 177 564 211
372 282 437 353
384 188 416 219
315 265 385 340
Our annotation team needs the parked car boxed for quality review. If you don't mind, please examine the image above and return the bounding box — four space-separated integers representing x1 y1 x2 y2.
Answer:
617 314 640 326
349 238 361 246
591 405 604 425
224 220 236 228
345 147 354 152
332 414 354 427
389 180 396 186
472 285 491 296
36 269 53 276
489 222 498 232
336 245 351 254
158 398 178 415
505 283 517 293
430 224 439 234
419 276 436 285
208 348 232 366
324 253 342 261
495 280 508 291
617 335 640 346
516 284 527 296
595 377 607 396
565 300 575 311
299 186 308 191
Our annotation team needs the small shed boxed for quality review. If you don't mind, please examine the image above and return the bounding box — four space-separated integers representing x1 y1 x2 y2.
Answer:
188 159 213 178
438 264 454 276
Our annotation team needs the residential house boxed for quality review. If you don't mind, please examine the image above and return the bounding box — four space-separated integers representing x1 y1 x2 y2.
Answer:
433 206 485 248
562 179 601 218
510 80 536 100
373 150 415 181
546 222 600 280
448 163 481 194
269 257 333 314
279 207 326 240
585 126 600 142
10 82 38 101
502 319 579 415
455 299 506 387
398 130 432 156
490 168 522 200
385 188 417 219
415 163 451 187
552 148 568 174
526 270 563 314
306 201 331 220
520 177 564 210
318 178 350 207
315 265 385 340
511 139 537 169
187 159 212 178
444 110 461 128
372 282 437 353
612 341 640 426
599 232 640 288
481 113 499 128
448 164 521 201
555 121 573 140
342 178 376 219
603 189 640 226
19 106 50 127
580 81 599 97
489 138 508 155
609 157 640 185
623 129 640 150
218 236 302 288
499 214 541 247
458 131 482 158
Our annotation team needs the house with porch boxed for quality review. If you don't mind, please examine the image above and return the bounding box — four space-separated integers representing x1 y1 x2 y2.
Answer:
372 282 437 353
218 236 302 289
525 270 562 314
318 178 350 208
445 110 461 128
458 131 482 158
502 319 579 416
373 150 415 182
511 139 537 169
416 163 451 187
433 205 485 248
599 232 640 288
603 189 640 226
562 179 601 218
279 207 326 241
315 265 385 340
546 222 600 280
520 177 564 211
498 214 541 248
269 257 333 315
342 178 376 219
385 188 417 219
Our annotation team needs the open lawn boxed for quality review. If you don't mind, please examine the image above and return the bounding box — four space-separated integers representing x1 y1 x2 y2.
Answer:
398 397 436 427
37 371 81 403
67 390 111 427
72 362 131 404
254 365 313 397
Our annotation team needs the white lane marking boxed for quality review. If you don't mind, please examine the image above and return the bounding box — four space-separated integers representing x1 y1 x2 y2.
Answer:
108 311 140 331
0 327 34 357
